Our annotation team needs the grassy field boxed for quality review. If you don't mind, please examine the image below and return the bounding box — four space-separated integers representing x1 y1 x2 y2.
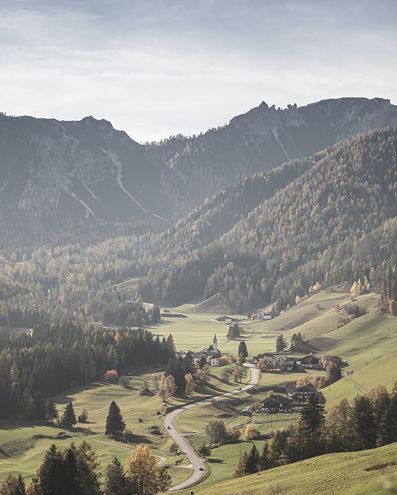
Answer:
0 366 248 485
0 290 395 492
191 442 397 495
160 291 397 492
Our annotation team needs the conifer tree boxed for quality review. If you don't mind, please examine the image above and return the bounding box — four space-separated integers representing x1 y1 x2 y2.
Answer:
234 451 248 478
244 444 261 474
260 442 274 470
276 334 287 353
238 341 248 358
45 401 58 422
105 401 126 437
104 457 130 495
351 396 376 449
60 402 77 429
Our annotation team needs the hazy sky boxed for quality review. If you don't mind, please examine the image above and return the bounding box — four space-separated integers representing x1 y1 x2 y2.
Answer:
0 0 396 142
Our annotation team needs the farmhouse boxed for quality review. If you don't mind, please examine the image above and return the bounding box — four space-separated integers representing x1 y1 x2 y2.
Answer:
299 353 322 369
289 383 326 404
322 355 348 368
260 395 293 413
252 311 273 320
257 352 298 372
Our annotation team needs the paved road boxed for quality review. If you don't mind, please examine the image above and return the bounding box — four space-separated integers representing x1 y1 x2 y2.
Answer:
164 364 261 492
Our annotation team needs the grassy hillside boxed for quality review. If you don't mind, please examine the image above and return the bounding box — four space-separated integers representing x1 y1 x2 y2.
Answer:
193 442 397 495
0 366 248 485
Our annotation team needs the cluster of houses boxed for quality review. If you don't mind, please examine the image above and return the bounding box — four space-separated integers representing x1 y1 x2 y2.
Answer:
192 334 226 366
242 383 326 416
254 352 347 372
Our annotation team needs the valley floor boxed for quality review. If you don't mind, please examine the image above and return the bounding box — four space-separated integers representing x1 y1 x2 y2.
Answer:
0 291 396 493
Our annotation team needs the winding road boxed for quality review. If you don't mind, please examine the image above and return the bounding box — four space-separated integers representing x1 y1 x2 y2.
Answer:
164 364 261 492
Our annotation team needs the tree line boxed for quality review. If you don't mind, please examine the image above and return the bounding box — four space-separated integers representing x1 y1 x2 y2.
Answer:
0 442 171 495
0 324 175 419
235 384 397 477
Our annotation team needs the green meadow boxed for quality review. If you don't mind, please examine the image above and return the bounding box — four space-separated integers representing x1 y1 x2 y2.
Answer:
0 290 395 492
193 442 397 495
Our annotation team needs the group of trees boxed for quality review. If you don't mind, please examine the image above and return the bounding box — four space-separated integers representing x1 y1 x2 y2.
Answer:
381 266 397 315
236 384 397 477
0 324 175 419
227 323 241 340
0 442 170 495
205 419 241 447
160 349 211 398
0 244 160 328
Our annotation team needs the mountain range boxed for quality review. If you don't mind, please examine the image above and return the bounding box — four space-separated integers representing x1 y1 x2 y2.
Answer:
1 97 397 250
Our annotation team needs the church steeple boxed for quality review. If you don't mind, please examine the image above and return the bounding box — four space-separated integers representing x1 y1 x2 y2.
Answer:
213 334 218 353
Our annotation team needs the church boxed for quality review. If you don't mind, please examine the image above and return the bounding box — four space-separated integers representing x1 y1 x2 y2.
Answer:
193 334 221 365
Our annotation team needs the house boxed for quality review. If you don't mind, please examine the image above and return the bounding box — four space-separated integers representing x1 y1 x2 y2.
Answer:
241 406 252 417
257 353 297 371
260 395 293 413
323 355 348 368
289 383 326 404
252 311 273 320
300 354 322 369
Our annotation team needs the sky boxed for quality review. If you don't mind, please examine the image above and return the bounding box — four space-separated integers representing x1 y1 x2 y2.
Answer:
0 0 396 142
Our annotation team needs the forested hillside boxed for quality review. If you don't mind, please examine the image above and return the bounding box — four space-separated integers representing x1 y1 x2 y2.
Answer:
139 127 397 310
1 97 397 250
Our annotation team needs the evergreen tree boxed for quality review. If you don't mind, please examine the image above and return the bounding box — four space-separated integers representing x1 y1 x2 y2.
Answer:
165 358 186 392
104 457 130 495
300 394 325 434
238 341 248 358
227 323 240 340
268 430 289 466
37 444 64 495
259 441 273 470
166 335 176 357
182 352 195 376
372 387 391 447
234 451 248 478
45 401 58 421
244 444 261 474
328 363 342 384
351 396 376 450
60 402 76 429
105 401 126 437
388 383 397 442
276 334 287 353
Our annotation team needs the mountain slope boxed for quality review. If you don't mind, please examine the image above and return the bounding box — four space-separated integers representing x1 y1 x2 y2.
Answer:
1 97 397 250
0 114 170 249
149 97 397 210
138 127 397 310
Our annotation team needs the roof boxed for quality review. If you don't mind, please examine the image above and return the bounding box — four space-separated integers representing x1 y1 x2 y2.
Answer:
262 395 291 406
294 383 317 393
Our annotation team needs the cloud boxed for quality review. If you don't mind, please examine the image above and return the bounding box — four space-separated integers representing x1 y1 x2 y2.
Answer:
0 0 396 141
